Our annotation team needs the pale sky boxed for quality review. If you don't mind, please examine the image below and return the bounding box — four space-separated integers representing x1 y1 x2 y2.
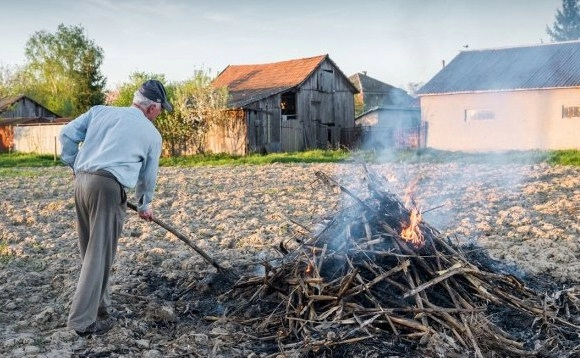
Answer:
0 0 563 91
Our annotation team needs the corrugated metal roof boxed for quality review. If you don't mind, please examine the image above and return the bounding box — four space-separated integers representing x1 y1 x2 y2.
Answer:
212 55 328 107
354 105 419 120
417 41 580 95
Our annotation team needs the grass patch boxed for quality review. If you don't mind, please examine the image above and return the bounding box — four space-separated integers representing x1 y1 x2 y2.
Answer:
546 150 580 166
159 149 351 166
1 149 578 168
0 153 61 168
0 153 65 177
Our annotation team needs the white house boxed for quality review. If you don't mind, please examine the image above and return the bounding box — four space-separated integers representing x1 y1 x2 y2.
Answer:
417 41 580 151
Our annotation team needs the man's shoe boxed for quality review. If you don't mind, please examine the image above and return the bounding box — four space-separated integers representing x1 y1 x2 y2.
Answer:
75 317 116 337
97 307 109 320
98 307 121 320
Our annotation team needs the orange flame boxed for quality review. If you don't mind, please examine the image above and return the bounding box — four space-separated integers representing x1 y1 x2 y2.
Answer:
400 178 425 248
401 207 424 248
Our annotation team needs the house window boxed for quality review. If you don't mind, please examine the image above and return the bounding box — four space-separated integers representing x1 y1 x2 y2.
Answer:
281 91 297 120
464 109 495 121
562 105 580 118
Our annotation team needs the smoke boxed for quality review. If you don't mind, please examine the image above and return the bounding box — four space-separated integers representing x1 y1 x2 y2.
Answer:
338 148 547 250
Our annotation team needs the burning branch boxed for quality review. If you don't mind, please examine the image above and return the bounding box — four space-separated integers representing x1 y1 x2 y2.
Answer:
225 167 580 357
400 207 424 248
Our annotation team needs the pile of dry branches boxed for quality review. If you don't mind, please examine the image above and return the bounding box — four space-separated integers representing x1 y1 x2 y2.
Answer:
225 166 580 357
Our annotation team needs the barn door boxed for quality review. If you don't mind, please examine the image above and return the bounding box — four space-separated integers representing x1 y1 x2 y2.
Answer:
281 119 303 152
318 124 337 149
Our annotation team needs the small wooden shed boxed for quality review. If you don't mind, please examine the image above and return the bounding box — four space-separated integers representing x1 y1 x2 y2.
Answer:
211 54 359 154
0 94 64 153
349 72 414 113
349 73 423 149
354 106 423 149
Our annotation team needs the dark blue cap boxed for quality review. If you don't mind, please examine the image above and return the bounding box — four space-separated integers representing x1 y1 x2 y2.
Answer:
139 79 173 112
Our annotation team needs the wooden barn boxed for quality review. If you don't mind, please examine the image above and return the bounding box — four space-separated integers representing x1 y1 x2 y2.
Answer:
0 94 65 153
211 54 358 154
417 41 580 151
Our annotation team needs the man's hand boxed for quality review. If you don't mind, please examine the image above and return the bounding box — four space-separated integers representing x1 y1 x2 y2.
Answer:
138 209 153 222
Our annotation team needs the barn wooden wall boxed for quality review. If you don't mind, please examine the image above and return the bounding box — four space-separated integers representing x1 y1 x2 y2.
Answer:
205 109 248 155
245 59 356 153
296 59 355 150
244 96 282 153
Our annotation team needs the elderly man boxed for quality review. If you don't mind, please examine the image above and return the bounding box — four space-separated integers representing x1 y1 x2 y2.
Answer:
59 79 172 336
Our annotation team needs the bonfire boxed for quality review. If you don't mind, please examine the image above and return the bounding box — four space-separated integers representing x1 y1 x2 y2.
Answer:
223 165 580 357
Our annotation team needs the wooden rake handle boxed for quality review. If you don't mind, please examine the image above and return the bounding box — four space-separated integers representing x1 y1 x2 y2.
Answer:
127 201 228 273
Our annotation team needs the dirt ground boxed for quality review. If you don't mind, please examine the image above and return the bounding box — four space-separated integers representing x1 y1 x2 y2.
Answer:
0 162 578 357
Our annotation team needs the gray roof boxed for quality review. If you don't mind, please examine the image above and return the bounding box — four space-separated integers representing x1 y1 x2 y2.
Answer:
0 94 62 118
349 72 414 106
417 41 580 95
0 94 27 112
354 105 419 120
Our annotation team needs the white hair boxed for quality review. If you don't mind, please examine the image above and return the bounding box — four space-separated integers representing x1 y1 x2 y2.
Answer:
133 90 158 107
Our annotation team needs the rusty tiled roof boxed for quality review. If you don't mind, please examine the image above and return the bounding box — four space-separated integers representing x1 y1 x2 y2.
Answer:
417 40 580 95
212 55 328 107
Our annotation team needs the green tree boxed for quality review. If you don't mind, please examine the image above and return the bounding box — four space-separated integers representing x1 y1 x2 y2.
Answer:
24 23 105 117
74 47 106 111
546 0 580 41
157 69 229 156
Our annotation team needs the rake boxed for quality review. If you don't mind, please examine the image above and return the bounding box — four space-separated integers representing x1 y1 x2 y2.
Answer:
127 202 239 281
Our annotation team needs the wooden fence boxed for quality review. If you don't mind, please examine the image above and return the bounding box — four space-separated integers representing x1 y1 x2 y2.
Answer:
340 122 428 150
12 123 65 155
